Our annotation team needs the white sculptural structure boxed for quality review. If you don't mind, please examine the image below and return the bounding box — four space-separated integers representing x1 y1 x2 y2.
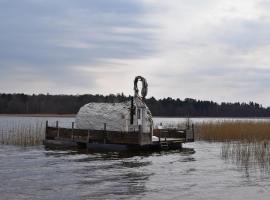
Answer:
75 76 153 133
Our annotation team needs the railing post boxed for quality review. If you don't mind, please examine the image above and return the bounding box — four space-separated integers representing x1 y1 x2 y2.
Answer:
103 123 107 144
192 123 195 142
71 122 74 140
104 123 106 131
56 121 59 138
45 120 48 139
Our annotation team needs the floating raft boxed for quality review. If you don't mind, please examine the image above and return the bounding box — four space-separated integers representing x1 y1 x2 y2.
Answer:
43 121 195 151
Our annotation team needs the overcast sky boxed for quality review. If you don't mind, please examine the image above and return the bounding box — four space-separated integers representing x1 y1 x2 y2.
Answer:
1 0 270 105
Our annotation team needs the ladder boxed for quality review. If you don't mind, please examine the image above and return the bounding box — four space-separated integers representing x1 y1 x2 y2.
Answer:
160 141 169 150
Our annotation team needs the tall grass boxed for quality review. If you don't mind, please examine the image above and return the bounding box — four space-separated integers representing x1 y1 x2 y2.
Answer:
197 121 270 142
196 121 270 172
221 141 270 172
0 121 45 146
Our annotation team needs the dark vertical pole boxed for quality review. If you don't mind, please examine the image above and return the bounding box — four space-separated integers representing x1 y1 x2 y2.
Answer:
71 122 74 140
150 124 152 143
158 129 160 142
87 130 90 143
104 123 107 144
192 123 195 142
45 120 48 139
138 125 142 145
130 97 134 125
56 121 59 138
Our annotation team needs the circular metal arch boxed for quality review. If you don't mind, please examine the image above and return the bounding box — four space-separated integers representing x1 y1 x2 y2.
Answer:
134 76 148 99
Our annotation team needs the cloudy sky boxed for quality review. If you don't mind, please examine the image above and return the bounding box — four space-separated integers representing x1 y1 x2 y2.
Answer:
1 0 270 105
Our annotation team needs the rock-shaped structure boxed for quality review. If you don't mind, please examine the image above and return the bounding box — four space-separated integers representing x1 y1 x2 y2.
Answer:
75 76 153 133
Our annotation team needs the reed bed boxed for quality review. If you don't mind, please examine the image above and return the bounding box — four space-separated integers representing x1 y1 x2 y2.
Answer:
197 121 270 142
221 141 270 171
0 121 45 146
197 121 270 172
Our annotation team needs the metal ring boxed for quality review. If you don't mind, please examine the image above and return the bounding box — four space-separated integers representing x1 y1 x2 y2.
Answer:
134 76 148 99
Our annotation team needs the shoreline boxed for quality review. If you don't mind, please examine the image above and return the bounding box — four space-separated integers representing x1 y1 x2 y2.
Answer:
0 114 269 119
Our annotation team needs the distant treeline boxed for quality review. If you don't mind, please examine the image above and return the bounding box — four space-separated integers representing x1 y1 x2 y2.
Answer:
0 93 270 117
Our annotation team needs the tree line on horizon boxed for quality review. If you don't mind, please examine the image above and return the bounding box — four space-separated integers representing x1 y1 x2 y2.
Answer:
0 93 269 117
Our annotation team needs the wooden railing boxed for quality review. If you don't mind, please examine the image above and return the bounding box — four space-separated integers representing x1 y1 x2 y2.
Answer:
45 121 152 145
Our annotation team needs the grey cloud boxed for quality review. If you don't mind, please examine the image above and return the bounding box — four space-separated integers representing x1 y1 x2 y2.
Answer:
213 19 270 51
0 0 157 92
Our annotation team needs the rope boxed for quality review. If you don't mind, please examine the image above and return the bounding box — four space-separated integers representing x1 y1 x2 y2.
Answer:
134 76 148 99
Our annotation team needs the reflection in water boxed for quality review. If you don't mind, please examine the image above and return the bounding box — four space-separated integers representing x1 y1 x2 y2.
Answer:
221 141 270 175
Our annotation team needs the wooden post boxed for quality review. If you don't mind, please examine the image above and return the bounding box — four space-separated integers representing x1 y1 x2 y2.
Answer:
71 122 74 140
192 123 195 142
87 130 90 143
158 129 160 142
103 123 107 144
138 125 142 145
45 120 48 139
56 121 59 138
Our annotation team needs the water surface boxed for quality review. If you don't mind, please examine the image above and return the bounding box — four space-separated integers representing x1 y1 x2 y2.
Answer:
1 142 270 200
1 116 270 199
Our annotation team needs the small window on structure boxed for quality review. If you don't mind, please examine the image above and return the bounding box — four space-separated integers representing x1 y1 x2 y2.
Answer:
137 109 141 119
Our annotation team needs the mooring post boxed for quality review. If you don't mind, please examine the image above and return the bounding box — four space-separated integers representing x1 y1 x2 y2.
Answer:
71 122 74 140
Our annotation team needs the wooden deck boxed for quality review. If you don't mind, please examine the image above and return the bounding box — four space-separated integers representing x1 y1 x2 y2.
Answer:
44 122 195 151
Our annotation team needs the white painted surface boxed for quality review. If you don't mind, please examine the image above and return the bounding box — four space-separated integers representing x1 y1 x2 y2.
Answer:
75 97 153 132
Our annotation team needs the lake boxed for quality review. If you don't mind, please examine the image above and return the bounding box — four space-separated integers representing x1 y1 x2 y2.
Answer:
0 116 270 200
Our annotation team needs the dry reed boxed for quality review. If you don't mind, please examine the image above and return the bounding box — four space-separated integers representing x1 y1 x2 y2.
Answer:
197 121 270 142
221 141 270 171
197 121 270 172
0 121 45 146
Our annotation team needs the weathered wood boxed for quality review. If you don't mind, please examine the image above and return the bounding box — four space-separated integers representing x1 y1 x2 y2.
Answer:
45 127 151 145
153 129 186 138
44 124 194 151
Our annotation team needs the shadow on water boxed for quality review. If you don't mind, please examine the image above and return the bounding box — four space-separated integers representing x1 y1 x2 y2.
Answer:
44 145 195 159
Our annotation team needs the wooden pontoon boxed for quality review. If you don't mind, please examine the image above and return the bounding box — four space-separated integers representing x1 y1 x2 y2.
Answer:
43 76 195 151
43 121 194 151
